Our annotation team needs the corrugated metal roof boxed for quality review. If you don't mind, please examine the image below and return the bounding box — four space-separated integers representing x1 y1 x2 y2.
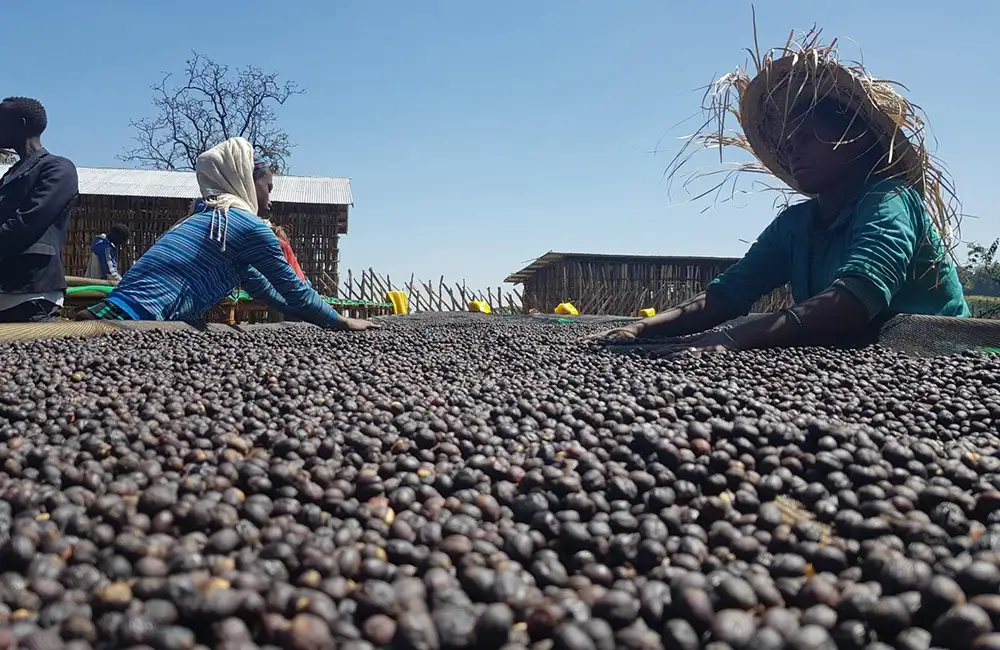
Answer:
0 164 353 206
504 251 742 284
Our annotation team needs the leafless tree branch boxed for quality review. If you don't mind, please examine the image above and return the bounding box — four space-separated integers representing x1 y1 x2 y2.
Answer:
120 52 304 173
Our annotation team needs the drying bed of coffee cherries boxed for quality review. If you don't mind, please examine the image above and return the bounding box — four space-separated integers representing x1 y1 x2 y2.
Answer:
0 313 999 650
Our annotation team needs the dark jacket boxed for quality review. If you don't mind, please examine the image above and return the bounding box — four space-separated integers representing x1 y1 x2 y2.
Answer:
0 149 79 294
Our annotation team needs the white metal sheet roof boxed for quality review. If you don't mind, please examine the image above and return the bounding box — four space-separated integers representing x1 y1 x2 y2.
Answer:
0 164 353 206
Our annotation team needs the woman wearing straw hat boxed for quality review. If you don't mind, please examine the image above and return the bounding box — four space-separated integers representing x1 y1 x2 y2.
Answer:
78 137 379 332
584 27 968 355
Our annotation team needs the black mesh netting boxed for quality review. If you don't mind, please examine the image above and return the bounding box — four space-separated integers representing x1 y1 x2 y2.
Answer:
868 313 1000 357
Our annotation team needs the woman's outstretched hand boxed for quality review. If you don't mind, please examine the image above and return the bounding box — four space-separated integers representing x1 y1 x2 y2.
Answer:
332 317 382 332
644 330 739 358
576 324 642 345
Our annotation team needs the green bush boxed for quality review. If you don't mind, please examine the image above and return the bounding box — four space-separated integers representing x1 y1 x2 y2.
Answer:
966 295 1000 319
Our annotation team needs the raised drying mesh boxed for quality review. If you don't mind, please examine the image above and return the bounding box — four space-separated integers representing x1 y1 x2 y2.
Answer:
873 314 1000 358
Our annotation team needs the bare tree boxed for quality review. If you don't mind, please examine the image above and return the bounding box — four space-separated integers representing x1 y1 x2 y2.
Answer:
121 52 304 173
0 150 14 166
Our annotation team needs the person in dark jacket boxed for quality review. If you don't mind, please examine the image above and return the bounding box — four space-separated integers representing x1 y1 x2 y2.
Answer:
0 97 79 322
83 223 130 283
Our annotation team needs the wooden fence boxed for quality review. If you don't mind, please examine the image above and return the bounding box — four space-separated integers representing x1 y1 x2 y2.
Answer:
327 268 790 317
526 278 791 316
511 254 792 316
330 268 524 314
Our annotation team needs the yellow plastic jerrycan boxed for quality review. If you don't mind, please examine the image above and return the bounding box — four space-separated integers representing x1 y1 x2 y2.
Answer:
468 300 492 314
638 308 656 318
385 291 409 315
554 302 579 316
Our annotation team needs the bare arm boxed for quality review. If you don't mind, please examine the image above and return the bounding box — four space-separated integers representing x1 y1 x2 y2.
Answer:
597 214 791 343
724 286 869 350
631 291 741 339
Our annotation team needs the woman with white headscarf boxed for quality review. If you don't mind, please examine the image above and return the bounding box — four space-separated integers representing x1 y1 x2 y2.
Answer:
78 137 378 332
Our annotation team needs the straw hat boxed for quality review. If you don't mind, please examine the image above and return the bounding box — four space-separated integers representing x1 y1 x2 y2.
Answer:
666 23 960 251
739 53 926 197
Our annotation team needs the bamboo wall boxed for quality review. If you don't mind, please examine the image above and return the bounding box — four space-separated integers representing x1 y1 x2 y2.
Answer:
267 203 345 296
520 256 791 316
64 196 344 293
65 196 190 276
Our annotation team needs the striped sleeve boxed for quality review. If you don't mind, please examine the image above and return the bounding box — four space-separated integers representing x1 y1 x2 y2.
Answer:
239 223 341 328
239 265 309 322
107 214 249 321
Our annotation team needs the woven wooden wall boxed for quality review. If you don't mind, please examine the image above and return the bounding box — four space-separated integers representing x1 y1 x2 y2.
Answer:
65 196 191 276
65 196 344 292
268 203 344 296
520 256 791 316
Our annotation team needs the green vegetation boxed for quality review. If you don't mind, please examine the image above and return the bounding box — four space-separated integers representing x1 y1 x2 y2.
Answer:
960 238 1000 298
966 295 1000 319
957 239 1000 319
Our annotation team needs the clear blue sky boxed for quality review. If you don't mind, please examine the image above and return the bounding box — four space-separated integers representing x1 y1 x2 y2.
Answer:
7 0 997 291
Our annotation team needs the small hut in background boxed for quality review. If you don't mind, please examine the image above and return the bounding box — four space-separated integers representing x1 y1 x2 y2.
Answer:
0 164 352 296
505 251 790 316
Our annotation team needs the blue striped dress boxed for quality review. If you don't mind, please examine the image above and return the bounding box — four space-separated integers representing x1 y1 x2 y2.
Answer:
105 207 341 326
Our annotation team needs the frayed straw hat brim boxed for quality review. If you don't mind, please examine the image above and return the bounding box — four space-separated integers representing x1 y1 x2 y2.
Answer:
739 54 926 197
663 19 961 253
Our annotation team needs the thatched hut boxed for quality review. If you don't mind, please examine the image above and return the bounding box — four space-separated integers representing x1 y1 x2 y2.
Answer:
0 164 352 295
505 251 791 316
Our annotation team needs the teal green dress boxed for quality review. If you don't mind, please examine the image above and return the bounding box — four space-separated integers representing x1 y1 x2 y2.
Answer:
707 178 969 319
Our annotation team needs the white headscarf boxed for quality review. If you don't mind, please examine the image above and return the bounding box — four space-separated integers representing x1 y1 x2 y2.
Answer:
194 137 259 252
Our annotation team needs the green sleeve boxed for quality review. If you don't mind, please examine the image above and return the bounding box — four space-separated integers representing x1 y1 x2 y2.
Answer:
706 214 791 315
832 182 922 320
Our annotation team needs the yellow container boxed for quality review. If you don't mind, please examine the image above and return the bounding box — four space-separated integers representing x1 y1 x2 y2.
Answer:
468 300 492 314
385 290 409 315
554 302 579 316
638 308 656 318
